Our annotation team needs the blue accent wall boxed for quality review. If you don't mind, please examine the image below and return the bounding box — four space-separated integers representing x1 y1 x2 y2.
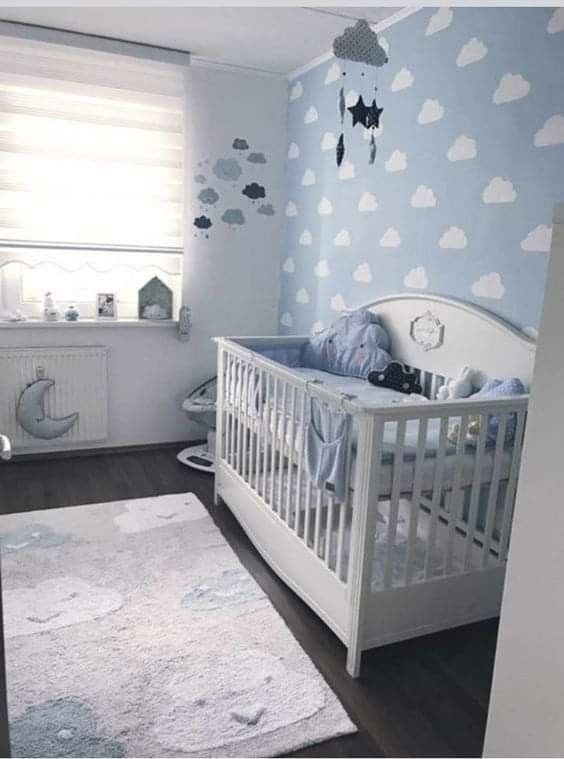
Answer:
279 7 564 337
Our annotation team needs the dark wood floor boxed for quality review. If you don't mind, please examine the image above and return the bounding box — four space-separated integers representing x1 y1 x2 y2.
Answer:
0 446 499 758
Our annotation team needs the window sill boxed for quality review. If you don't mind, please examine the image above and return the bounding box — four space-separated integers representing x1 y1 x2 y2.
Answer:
0 318 178 329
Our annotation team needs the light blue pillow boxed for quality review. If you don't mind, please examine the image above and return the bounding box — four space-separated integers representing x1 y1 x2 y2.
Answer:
471 377 525 444
302 310 391 378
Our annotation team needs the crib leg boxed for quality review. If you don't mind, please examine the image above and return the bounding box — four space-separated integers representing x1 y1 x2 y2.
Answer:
346 643 362 678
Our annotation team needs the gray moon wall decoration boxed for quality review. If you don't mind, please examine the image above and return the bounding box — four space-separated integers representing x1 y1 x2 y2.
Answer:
17 372 79 439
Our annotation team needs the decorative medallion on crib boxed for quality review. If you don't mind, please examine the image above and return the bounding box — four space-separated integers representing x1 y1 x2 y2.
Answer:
410 311 444 352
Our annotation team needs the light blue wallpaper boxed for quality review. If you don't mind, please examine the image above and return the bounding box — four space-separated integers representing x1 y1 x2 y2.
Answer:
279 7 564 337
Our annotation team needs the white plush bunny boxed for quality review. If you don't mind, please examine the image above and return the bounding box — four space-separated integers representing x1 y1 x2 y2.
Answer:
436 366 475 401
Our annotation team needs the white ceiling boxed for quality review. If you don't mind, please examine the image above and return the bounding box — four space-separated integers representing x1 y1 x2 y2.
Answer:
0 5 402 75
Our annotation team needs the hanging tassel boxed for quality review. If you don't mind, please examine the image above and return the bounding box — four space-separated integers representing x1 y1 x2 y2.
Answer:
336 133 345 166
369 132 376 164
339 87 345 124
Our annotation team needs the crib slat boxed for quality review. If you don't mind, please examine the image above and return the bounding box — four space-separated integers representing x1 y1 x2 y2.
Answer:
228 354 237 469
241 360 250 481
424 415 449 580
445 413 470 575
325 496 335 568
405 416 429 585
498 409 526 562
286 385 297 529
481 414 508 567
464 413 488 570
261 372 272 501
295 390 307 529
254 368 263 492
269 377 279 509
247 367 256 488
384 418 407 590
336 500 347 581
277 381 288 520
313 488 323 557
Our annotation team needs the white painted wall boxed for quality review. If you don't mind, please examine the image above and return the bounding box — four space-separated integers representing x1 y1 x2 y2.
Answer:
1 65 287 451
484 203 564 757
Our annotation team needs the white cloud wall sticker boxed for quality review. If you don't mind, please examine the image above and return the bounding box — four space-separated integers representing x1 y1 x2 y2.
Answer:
353 263 372 283
304 106 318 124
287 142 300 160
426 7 453 36
315 259 330 278
447 135 477 161
334 229 351 247
385 149 407 172
404 267 428 289
285 201 297 217
296 288 309 304
457 38 488 67
299 229 312 245
345 90 359 108
289 81 303 101
493 73 531 104
439 226 468 249
317 197 333 215
534 115 564 147
282 257 295 273
391 67 414 92
358 192 378 212
472 273 505 299
330 294 347 312
482 177 516 204
338 160 355 180
312 320 324 335
380 227 401 247
301 169 316 186
411 185 437 207
418 99 445 124
280 312 293 327
324 62 341 84
548 8 564 34
321 131 338 151
521 225 552 252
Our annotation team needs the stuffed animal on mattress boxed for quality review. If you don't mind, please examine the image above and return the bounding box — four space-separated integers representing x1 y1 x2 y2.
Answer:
302 309 391 378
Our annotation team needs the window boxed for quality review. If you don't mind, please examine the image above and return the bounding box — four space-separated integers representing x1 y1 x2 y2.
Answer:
0 30 186 320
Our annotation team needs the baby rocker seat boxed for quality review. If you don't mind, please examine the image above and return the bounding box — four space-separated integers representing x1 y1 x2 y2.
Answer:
177 377 217 473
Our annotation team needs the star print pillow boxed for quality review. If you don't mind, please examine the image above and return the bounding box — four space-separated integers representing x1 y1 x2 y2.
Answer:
302 310 391 379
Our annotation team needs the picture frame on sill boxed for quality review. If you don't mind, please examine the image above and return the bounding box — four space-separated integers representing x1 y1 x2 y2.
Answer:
95 293 117 321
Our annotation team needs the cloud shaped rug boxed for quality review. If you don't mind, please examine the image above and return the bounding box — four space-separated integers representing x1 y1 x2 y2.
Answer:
1 493 355 757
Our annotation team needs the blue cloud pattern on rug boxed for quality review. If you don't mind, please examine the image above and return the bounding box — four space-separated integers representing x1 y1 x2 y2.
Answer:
0 524 69 553
181 568 266 611
280 7 564 335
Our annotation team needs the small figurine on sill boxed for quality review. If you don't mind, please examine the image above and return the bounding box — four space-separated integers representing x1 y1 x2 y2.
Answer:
43 292 60 322
64 305 80 322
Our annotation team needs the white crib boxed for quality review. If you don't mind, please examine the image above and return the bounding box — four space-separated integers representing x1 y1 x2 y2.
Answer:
214 294 535 677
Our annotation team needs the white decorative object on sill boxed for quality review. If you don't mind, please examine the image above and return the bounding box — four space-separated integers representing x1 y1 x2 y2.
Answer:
43 292 60 322
64 305 80 322
96 293 117 321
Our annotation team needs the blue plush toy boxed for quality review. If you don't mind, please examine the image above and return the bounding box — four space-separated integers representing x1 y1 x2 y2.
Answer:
302 310 391 378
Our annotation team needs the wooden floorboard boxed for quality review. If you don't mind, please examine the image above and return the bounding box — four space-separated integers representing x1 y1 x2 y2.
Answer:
0 447 498 758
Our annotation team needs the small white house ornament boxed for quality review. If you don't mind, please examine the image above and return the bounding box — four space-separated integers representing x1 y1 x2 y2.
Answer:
410 311 445 351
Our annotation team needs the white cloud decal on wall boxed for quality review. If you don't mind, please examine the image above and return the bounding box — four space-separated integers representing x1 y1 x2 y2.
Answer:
304 106 318 124
358 192 378 212
296 288 309 304
411 185 437 207
548 8 564 33
493 73 530 104
312 320 324 335
418 98 445 124
457 37 488 67
380 227 401 247
321 131 337 151
288 142 300 160
426 7 453 36
447 135 477 161
338 160 355 180
330 293 347 312
315 259 330 278
289 81 303 101
521 224 552 252
379 36 390 55
299 229 312 245
280 312 293 327
472 272 505 299
325 62 341 84
345 90 359 107
282 256 295 273
391 67 414 92
318 197 333 215
334 229 351 247
482 176 516 204
302 168 316 186
285 201 297 217
439 226 468 249
353 263 372 283
534 115 564 146
404 267 429 289
385 149 407 172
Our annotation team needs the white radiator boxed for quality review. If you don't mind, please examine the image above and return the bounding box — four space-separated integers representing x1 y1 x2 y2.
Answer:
0 346 108 450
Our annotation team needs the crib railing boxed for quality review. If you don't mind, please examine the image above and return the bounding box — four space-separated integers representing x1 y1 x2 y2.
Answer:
215 337 528 597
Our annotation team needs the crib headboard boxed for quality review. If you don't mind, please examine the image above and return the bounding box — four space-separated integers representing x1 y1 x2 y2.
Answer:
358 293 536 387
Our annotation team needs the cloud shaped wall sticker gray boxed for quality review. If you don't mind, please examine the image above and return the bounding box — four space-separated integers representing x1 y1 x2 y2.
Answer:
247 152 267 164
221 209 246 226
212 158 242 182
333 19 388 67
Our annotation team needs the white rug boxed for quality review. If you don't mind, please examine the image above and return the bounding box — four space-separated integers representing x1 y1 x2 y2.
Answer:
1 493 356 757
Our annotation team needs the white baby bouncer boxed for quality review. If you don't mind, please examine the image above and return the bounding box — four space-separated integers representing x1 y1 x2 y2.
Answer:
177 377 217 472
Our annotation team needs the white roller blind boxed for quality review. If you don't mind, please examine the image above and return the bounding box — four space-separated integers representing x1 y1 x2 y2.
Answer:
0 33 185 250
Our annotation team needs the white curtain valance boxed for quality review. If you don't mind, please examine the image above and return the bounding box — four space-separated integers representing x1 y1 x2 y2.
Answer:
0 32 186 250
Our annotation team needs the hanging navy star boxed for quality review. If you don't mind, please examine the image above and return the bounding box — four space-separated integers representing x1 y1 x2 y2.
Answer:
348 94 384 130
366 99 384 130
